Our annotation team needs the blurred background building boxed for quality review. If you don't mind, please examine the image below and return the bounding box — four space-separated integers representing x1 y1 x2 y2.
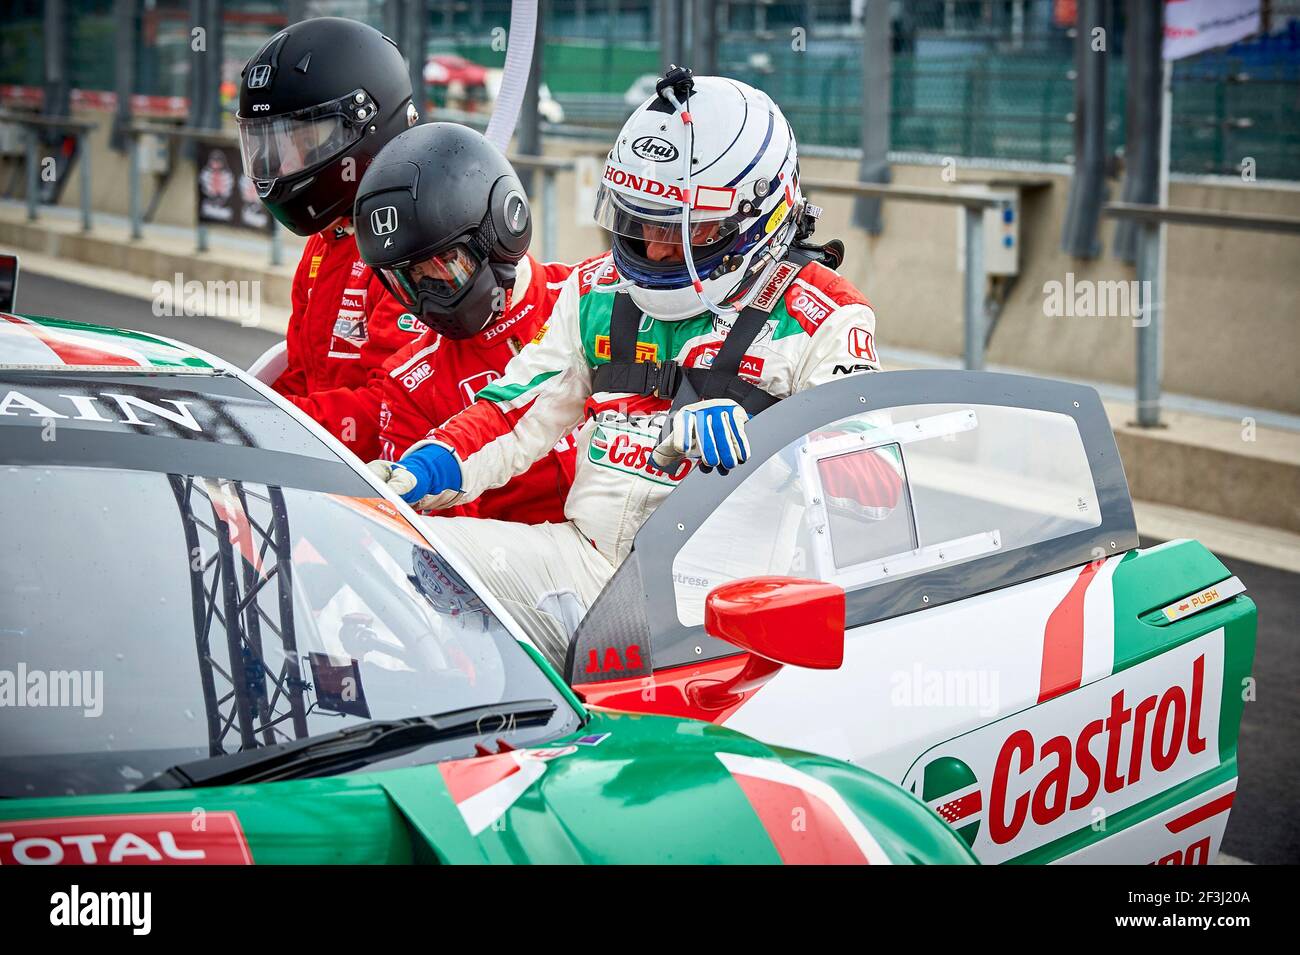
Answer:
2 0 1297 175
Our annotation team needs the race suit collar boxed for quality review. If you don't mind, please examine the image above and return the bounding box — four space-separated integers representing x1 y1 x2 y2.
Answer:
468 253 536 350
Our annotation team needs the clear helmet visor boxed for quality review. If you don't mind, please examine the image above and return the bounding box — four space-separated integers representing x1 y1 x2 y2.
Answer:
237 99 365 181
593 183 738 265
382 244 482 309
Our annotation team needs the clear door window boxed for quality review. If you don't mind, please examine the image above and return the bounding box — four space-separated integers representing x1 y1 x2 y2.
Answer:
671 404 1101 627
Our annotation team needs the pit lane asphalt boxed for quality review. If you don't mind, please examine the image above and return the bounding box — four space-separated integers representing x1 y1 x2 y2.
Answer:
17 271 1300 864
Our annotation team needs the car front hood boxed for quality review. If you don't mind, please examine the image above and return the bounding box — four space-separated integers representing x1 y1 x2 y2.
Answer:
0 712 974 865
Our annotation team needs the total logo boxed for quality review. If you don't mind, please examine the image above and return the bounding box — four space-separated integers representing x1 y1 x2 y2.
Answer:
0 812 252 865
683 341 766 381
903 631 1224 864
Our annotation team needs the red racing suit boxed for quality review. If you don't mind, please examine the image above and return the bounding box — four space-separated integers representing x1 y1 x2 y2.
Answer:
378 254 578 525
273 225 412 461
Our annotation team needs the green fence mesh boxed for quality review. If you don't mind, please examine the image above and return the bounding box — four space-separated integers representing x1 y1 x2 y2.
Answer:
1 0 1297 179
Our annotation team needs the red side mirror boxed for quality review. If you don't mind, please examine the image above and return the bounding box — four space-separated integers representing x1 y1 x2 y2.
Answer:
705 576 846 669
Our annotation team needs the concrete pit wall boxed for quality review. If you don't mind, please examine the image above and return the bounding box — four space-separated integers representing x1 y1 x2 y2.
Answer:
7 111 1300 415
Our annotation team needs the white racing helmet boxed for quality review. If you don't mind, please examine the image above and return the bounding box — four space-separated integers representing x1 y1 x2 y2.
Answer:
593 69 803 320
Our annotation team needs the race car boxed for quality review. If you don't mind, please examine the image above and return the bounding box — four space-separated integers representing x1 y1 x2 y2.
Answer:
564 368 1257 865
0 312 974 865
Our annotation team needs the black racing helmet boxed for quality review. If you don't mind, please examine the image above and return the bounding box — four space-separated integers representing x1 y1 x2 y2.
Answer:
236 17 415 237
353 123 532 340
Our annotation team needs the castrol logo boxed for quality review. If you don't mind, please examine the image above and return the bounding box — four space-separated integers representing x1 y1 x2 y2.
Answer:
902 630 1225 864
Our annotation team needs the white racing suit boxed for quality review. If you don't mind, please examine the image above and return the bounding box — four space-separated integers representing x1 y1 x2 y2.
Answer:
420 253 882 668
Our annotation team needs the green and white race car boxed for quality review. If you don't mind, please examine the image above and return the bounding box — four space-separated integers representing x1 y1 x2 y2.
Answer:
0 313 972 865
0 310 1255 865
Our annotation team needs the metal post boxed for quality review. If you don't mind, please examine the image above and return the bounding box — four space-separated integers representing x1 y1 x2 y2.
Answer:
541 167 557 262
188 0 223 152
44 0 71 120
1114 0 1163 263
403 0 426 119
128 131 143 240
517 1 544 193
692 0 717 75
270 219 283 268
112 0 140 152
962 205 986 371
658 0 683 72
198 219 209 254
854 0 892 234
1135 221 1162 427
25 126 39 221
1060 0 1109 258
79 133 92 232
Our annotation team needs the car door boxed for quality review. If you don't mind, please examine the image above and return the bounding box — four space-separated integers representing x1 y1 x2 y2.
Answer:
568 370 1255 864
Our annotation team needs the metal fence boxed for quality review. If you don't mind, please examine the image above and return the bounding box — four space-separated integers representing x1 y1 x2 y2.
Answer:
2 0 1298 177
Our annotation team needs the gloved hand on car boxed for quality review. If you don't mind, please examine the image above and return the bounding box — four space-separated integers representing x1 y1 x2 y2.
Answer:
368 443 463 510
652 398 751 475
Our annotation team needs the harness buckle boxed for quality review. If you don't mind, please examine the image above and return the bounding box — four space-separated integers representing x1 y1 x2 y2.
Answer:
653 360 683 400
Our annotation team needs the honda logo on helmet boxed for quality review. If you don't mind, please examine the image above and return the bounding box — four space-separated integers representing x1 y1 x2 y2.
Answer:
247 65 272 89
371 206 398 236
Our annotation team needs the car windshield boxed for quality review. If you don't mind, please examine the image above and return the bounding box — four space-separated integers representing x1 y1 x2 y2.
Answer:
0 378 575 799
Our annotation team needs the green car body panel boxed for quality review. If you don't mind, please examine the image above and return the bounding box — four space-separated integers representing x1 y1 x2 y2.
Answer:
0 711 975 864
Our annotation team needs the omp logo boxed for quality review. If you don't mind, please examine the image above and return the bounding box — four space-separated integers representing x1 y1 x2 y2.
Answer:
594 335 658 363
631 136 679 162
790 292 830 326
401 361 434 391
247 64 271 89
578 257 621 290
587 423 691 486
902 632 1224 864
370 205 398 236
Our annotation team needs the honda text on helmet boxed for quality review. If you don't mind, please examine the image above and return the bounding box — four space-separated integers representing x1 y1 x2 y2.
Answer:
353 123 532 340
592 68 803 321
236 17 416 236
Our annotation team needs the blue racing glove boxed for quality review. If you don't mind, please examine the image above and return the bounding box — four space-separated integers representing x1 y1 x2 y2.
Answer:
652 398 752 474
367 443 463 510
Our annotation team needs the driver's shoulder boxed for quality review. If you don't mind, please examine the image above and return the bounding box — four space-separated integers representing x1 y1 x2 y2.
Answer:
769 260 873 342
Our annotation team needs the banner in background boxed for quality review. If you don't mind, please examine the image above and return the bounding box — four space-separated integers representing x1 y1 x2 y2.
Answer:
196 143 272 232
1164 0 1261 61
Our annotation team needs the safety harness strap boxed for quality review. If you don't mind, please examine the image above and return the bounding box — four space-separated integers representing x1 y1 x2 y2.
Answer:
591 246 827 416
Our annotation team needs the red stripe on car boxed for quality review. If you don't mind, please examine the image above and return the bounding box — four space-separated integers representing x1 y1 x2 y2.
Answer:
1038 561 1102 703
729 773 871 865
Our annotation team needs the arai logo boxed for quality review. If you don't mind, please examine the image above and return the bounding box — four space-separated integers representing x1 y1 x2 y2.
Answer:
631 136 679 163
